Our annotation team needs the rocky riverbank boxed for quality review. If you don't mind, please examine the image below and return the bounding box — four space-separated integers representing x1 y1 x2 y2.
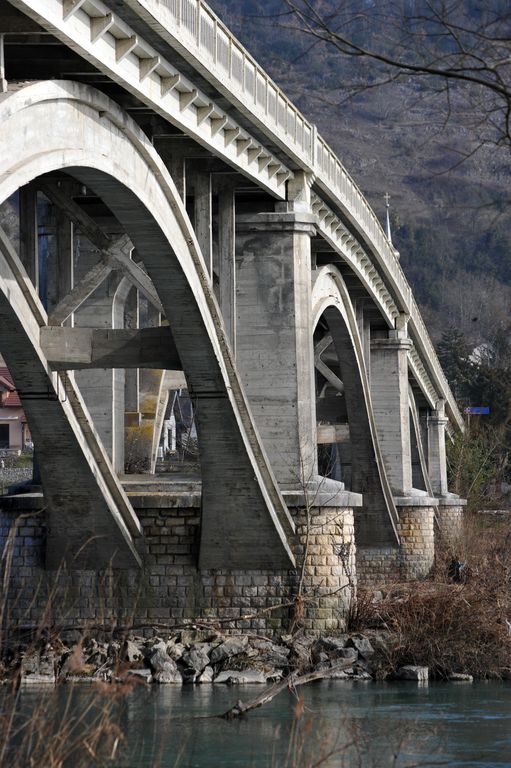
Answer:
1 626 476 689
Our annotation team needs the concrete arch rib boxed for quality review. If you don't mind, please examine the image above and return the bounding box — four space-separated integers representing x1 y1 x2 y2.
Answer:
0 226 142 569
312 265 399 546
0 80 294 569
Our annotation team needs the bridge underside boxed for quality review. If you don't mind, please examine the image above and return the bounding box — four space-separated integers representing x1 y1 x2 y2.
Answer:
0 80 295 570
0 0 464 590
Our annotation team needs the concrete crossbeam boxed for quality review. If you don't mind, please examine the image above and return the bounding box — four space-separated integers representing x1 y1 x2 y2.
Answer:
316 423 350 444
41 326 181 370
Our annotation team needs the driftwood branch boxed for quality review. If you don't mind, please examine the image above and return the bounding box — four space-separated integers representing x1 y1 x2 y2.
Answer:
220 661 353 720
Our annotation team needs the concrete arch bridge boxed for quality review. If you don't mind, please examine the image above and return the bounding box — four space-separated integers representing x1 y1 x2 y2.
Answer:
0 0 465 633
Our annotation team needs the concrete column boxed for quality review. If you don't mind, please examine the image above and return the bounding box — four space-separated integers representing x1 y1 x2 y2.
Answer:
0 35 6 93
192 171 212 279
217 182 236 351
19 183 38 290
56 200 74 325
235 178 317 488
428 398 449 496
370 317 413 496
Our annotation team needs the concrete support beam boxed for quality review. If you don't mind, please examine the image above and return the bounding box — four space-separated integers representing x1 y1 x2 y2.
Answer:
41 326 181 370
370 318 413 496
41 181 165 320
48 256 112 326
236 206 317 488
55 193 74 323
109 249 164 314
428 398 449 496
39 181 111 250
317 423 350 444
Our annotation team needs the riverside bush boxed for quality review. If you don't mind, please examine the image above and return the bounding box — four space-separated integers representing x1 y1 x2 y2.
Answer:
366 512 511 679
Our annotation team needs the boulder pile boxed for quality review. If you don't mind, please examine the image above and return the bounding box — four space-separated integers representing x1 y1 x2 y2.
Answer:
8 629 393 687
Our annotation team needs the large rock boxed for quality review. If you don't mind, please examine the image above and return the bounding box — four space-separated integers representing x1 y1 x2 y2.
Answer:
210 636 248 664
397 665 429 682
167 642 186 661
316 636 348 653
197 665 214 683
249 639 290 668
122 639 143 663
148 642 182 684
214 669 268 684
335 648 358 662
181 645 211 676
347 636 374 659
153 665 182 684
147 642 170 670
287 636 315 667
449 673 473 682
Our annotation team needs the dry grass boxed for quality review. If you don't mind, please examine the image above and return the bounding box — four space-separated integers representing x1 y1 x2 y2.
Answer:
359 512 511 679
0 677 129 767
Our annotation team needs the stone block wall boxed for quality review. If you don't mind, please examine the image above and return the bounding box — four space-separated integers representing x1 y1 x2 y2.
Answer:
435 502 465 552
397 505 435 579
357 504 435 586
292 506 356 634
356 546 402 586
0 498 356 638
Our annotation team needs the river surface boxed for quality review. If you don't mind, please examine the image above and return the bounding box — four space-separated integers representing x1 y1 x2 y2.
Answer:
12 680 511 766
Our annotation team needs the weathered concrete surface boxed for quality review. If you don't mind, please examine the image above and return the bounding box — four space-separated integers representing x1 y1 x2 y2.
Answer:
236 211 318 488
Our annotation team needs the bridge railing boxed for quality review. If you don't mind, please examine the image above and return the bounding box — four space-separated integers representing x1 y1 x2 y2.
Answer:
314 136 412 309
155 0 314 165
135 0 461 426
145 1 410 305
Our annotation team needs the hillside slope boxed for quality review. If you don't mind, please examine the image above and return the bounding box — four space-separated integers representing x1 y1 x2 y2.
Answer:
209 0 511 346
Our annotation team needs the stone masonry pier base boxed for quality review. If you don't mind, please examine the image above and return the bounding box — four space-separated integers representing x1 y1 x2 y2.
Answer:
357 495 437 585
1 484 361 637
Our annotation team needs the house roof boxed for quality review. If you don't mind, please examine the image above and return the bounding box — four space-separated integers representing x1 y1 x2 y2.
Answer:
0 368 22 407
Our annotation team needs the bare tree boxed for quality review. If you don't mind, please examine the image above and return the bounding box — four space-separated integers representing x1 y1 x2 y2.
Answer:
280 0 511 150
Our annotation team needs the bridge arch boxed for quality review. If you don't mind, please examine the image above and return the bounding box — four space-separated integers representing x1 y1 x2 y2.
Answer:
311 265 399 545
0 80 294 569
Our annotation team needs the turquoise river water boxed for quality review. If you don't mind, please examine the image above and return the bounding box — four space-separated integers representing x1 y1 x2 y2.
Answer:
10 680 511 766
